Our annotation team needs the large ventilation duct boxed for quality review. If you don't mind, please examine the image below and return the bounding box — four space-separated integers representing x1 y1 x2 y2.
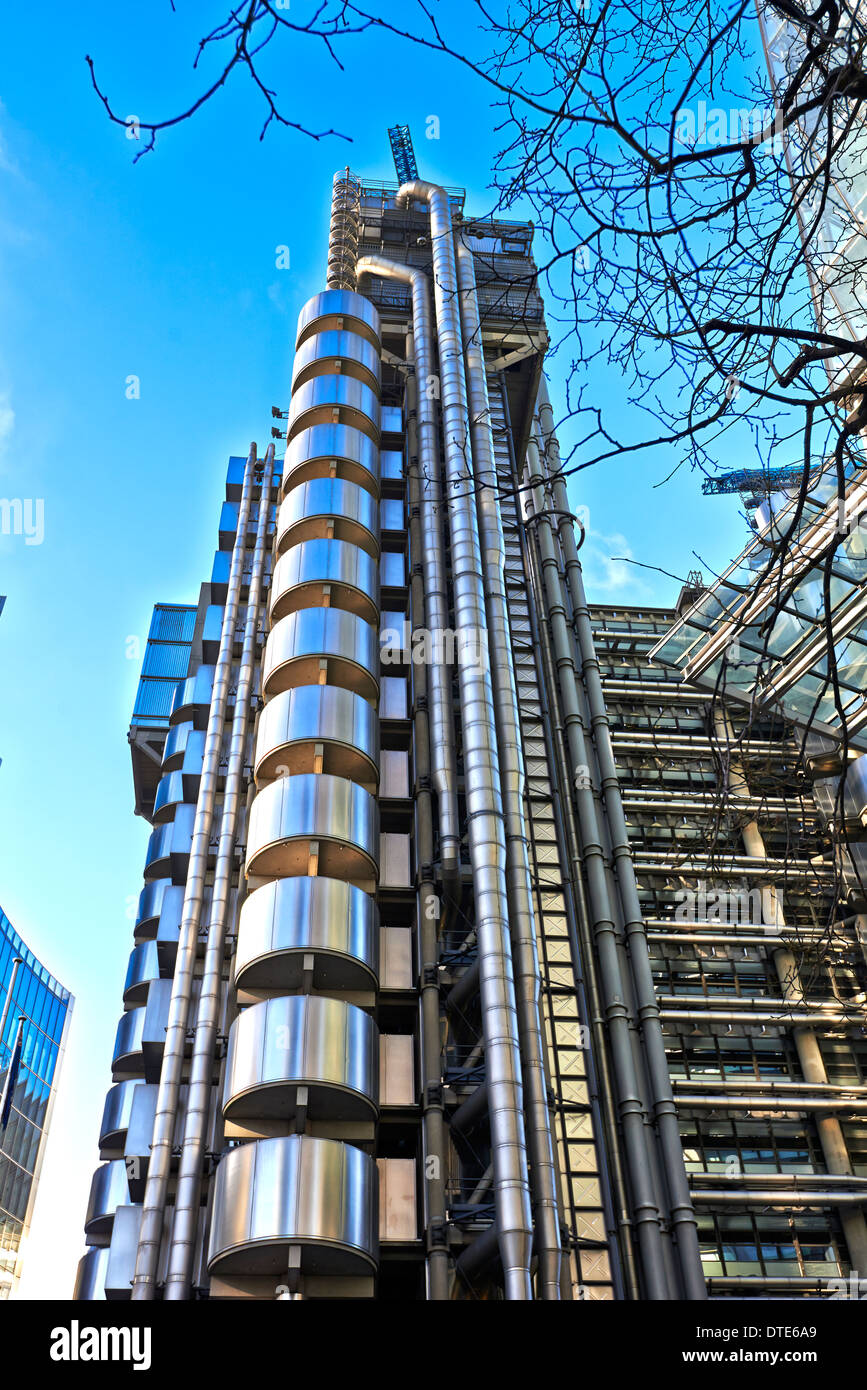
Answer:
394 179 534 1300
355 254 460 876
454 236 562 1299
131 444 261 1300
164 446 275 1299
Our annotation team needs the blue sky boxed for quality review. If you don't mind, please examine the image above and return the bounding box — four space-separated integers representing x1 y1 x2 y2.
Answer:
0 2 749 1297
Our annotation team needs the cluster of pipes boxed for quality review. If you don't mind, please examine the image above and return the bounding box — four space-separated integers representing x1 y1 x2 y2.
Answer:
125 168 716 1301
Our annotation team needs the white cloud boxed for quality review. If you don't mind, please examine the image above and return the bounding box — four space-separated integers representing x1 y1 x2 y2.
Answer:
580 528 651 596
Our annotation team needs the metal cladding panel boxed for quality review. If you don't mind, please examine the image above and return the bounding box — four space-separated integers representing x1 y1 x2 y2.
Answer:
287 376 381 445
84 1159 129 1235
207 1134 378 1276
276 478 380 556
270 539 380 621
245 773 379 881
262 609 379 702
135 878 170 932
234 877 379 992
153 769 186 822
254 685 379 783
296 289 381 348
162 720 194 769
282 424 380 496
123 941 159 1003
74 1246 109 1300
98 1080 141 1150
223 995 379 1120
112 1007 145 1068
170 666 214 727
292 330 381 393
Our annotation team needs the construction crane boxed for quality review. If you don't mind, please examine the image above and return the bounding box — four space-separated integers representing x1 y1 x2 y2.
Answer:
701 464 810 512
388 124 418 185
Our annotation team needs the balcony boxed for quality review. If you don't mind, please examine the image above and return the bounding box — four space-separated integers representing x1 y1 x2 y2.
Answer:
222 995 379 1125
292 329 381 396
98 1079 141 1156
276 478 379 558
270 540 379 626
283 423 380 496
295 288 381 351
254 686 379 791
143 804 195 883
122 941 159 1006
170 666 215 729
234 876 379 996
73 1247 109 1300
287 377 380 447
262 610 379 704
206 1134 378 1278
245 773 379 887
84 1160 129 1241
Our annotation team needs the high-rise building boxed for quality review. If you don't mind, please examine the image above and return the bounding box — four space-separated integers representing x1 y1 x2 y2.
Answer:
74 165 867 1302
0 905 73 1299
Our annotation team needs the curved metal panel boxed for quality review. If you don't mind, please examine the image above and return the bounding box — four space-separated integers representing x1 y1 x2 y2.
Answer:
262 609 379 703
207 1134 378 1276
153 769 188 824
276 478 380 558
283 422 380 496
135 878 170 935
292 330 381 394
123 941 160 1006
245 773 379 883
223 995 379 1122
287 376 380 446
84 1160 130 1238
170 666 214 729
234 876 379 993
162 720 194 770
112 1008 145 1076
296 288 381 350
98 1080 141 1152
143 804 195 883
74 1246 110 1300
254 685 379 786
270 539 379 625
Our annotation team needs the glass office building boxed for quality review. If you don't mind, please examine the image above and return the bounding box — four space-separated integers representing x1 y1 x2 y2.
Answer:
0 905 73 1298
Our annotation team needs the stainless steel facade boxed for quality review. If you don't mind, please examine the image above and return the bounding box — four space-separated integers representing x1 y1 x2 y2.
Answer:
76 166 867 1301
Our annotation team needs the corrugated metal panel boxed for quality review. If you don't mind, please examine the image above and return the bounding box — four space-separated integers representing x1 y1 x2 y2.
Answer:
141 642 192 679
133 678 180 720
148 606 196 643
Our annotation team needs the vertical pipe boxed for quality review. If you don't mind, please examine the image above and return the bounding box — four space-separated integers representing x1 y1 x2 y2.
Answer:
396 179 534 1300
522 432 674 1299
355 256 461 877
132 443 259 1300
534 383 707 1299
405 337 450 1299
455 238 562 1299
164 445 275 1299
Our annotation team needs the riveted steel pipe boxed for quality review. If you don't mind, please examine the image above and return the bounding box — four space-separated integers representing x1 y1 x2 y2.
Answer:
164 446 275 1299
395 180 534 1300
455 235 561 1299
356 254 460 880
533 387 706 1300
132 443 259 1300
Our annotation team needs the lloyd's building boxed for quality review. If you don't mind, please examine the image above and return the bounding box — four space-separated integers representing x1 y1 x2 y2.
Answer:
74 145 867 1301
